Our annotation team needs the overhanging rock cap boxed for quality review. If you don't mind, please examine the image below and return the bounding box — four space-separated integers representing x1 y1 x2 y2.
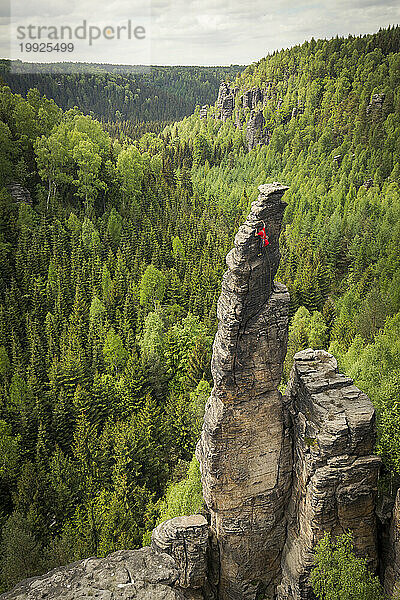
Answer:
258 182 289 196
248 182 288 223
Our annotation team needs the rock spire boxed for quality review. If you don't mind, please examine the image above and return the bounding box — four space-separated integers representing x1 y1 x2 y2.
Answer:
196 183 292 600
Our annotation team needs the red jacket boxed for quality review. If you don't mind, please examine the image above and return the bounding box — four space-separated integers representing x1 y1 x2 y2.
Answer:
256 226 269 247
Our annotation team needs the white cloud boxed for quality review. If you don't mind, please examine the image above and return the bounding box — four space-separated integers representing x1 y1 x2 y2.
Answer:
0 0 399 65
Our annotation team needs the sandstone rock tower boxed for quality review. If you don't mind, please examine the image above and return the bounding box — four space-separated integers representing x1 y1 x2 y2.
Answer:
196 183 292 600
278 349 380 600
196 182 380 600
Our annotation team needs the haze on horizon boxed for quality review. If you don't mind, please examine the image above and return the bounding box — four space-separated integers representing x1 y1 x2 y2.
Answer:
1 0 399 66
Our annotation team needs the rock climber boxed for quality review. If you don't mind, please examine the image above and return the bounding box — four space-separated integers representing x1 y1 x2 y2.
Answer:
255 221 269 247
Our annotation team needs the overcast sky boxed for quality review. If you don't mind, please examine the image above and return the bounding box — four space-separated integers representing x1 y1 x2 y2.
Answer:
1 0 399 66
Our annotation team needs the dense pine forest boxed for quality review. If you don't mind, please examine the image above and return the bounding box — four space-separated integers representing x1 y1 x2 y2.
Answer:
0 62 243 126
0 25 399 593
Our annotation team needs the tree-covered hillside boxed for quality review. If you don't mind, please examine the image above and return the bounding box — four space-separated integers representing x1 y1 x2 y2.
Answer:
0 25 399 593
0 62 243 125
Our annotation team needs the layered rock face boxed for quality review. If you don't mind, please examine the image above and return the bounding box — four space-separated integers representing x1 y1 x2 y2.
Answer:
152 515 209 598
246 110 267 150
196 183 292 600
217 82 231 107
278 349 380 600
196 184 380 599
242 89 253 109
220 94 235 122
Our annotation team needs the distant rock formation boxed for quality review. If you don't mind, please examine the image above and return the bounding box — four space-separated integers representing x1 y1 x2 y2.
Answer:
217 82 230 107
246 110 268 150
242 87 262 110
278 349 380 600
367 93 385 115
220 94 235 122
214 82 303 150
6 182 32 204
242 89 253 109
196 183 292 600
216 82 235 121
252 87 262 106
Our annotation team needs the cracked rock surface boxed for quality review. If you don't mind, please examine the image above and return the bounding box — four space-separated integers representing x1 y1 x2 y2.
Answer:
0 548 183 600
196 183 292 600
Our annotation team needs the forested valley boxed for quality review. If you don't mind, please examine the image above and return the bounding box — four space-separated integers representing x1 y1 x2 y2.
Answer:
0 25 399 593
0 62 243 131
